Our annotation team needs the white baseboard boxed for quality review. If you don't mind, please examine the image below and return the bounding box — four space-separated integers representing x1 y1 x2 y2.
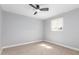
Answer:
2 39 79 52
45 40 79 51
2 40 42 49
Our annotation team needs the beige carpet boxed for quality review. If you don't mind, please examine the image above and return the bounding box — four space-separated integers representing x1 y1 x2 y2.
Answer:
2 41 79 55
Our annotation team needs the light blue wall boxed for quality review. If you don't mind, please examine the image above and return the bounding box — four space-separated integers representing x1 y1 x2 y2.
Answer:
44 8 79 49
0 6 2 49
2 11 43 47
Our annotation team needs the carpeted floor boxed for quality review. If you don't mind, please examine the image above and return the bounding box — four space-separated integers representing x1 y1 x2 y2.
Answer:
2 41 79 55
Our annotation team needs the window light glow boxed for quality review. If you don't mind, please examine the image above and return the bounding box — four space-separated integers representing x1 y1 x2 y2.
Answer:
51 17 63 31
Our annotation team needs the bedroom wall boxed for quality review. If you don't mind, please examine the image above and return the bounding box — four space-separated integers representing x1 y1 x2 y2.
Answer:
44 8 79 49
2 11 43 47
0 6 2 53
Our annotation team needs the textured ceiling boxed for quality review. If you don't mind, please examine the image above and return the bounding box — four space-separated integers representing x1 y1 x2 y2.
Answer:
1 4 79 20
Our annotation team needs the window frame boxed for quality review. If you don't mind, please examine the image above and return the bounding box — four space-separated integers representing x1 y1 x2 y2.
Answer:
51 17 63 31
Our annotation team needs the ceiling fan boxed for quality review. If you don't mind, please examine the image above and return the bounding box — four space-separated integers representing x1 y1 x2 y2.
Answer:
29 4 49 15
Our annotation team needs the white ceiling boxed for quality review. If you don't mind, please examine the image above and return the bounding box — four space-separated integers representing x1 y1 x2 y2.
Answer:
1 4 79 20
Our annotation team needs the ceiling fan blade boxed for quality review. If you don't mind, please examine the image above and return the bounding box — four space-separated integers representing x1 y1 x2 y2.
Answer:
29 4 37 9
34 11 37 15
36 4 40 9
40 8 49 11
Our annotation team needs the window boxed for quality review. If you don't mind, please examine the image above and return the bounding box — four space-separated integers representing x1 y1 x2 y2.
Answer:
51 17 63 31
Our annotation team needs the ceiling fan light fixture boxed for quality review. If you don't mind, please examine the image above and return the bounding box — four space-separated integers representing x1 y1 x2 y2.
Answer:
36 9 40 12
29 4 49 15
